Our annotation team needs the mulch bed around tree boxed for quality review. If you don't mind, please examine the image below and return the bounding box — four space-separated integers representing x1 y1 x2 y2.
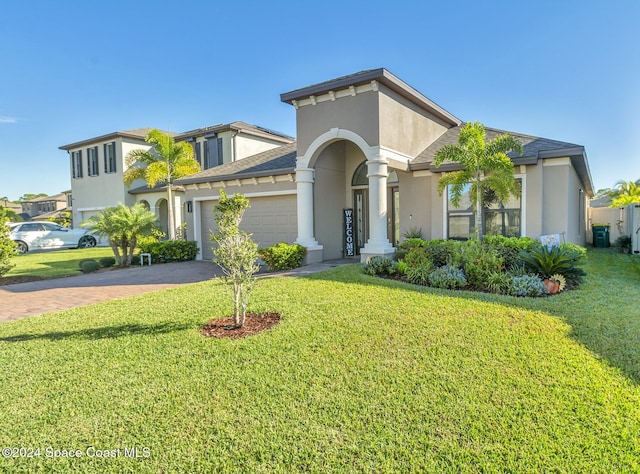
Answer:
0 275 44 286
200 312 281 339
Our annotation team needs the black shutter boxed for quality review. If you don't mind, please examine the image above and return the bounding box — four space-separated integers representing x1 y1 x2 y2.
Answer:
217 138 223 166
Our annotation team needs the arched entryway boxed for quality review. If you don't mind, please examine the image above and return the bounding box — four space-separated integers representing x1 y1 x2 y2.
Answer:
351 161 400 253
295 128 398 263
156 199 168 235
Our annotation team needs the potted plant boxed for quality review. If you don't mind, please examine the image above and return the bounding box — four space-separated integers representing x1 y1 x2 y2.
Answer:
615 235 632 254
542 273 566 295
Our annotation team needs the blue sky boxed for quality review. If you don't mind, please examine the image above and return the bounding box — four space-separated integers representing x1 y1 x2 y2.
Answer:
1 0 638 201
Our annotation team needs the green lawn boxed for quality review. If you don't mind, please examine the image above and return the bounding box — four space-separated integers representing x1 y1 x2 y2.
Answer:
5 247 114 279
0 249 638 472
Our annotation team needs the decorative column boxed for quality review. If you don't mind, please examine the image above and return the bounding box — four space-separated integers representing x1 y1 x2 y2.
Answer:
294 164 323 263
360 154 395 262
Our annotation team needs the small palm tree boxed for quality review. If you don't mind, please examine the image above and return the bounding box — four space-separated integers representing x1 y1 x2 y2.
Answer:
82 203 158 266
433 122 523 241
123 129 201 239
609 179 640 207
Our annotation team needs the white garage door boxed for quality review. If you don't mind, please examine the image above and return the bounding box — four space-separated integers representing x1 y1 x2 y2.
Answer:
200 194 297 260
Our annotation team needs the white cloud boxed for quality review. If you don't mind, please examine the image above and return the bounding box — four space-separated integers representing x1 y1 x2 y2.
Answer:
0 117 17 124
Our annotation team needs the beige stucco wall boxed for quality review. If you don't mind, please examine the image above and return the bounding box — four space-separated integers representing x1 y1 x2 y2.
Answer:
396 172 433 241
378 85 450 158
540 158 588 245
295 91 380 158
69 137 150 227
234 134 287 161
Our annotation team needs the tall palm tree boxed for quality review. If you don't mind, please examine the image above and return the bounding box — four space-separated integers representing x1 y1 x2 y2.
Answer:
609 179 640 207
433 122 523 241
82 203 158 266
123 129 201 239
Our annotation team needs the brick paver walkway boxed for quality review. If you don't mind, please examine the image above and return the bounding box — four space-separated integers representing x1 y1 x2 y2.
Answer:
0 261 219 322
0 259 352 323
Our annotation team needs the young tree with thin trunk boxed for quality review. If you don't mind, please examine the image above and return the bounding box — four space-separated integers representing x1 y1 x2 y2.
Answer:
211 191 259 328
433 122 523 241
123 129 201 239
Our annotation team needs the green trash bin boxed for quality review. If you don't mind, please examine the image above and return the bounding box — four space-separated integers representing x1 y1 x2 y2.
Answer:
592 225 610 248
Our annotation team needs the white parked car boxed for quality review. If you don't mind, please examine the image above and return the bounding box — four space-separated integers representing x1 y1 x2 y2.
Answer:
8 222 97 254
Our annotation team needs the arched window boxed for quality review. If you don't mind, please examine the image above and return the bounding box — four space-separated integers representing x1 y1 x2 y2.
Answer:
351 161 399 186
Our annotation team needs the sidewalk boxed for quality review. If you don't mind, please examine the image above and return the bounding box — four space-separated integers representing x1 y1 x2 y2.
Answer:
0 259 353 323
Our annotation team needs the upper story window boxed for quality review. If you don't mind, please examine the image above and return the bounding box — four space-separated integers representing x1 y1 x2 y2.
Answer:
204 136 223 169
192 141 202 167
104 141 116 173
71 150 83 178
87 146 99 176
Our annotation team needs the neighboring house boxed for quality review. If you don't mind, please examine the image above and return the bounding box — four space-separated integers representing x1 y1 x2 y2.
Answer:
175 68 594 262
21 192 70 219
59 123 293 235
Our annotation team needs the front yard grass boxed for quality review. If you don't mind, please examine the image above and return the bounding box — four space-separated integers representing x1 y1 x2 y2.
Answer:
4 247 114 280
0 249 638 472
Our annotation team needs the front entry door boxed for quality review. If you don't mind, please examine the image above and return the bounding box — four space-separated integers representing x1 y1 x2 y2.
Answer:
353 189 368 255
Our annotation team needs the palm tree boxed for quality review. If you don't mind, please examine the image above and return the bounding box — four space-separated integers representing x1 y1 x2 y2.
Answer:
609 179 640 207
123 129 201 239
433 122 523 241
82 203 158 266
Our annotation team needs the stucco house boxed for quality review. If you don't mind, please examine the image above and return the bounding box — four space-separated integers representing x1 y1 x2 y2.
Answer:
21 191 71 220
60 68 594 263
176 69 594 262
59 123 293 234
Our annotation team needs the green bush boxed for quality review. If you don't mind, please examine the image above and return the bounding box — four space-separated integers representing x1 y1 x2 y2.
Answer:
484 271 511 295
508 274 546 297
405 263 433 285
397 238 428 252
460 240 504 290
519 244 586 288
258 243 306 271
80 260 101 273
131 255 141 266
559 242 587 259
396 260 408 275
98 257 116 268
402 226 423 239
423 239 458 267
428 265 467 289
78 258 99 269
0 208 16 277
138 240 199 263
363 256 396 276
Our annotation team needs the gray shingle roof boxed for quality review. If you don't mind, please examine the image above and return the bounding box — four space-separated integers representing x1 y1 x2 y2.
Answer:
174 121 293 143
413 125 583 168
59 128 175 150
175 142 297 185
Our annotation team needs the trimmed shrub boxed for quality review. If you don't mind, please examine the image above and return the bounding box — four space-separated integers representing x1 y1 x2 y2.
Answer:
80 260 101 273
98 257 116 268
138 240 199 263
428 265 467 289
508 274 546 297
259 243 307 271
363 256 396 276
78 258 99 269
397 238 428 252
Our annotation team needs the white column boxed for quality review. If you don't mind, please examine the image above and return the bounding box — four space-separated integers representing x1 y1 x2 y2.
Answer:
361 154 395 262
294 165 323 262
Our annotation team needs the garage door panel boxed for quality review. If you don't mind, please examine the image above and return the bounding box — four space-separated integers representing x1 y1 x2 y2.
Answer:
200 195 297 261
